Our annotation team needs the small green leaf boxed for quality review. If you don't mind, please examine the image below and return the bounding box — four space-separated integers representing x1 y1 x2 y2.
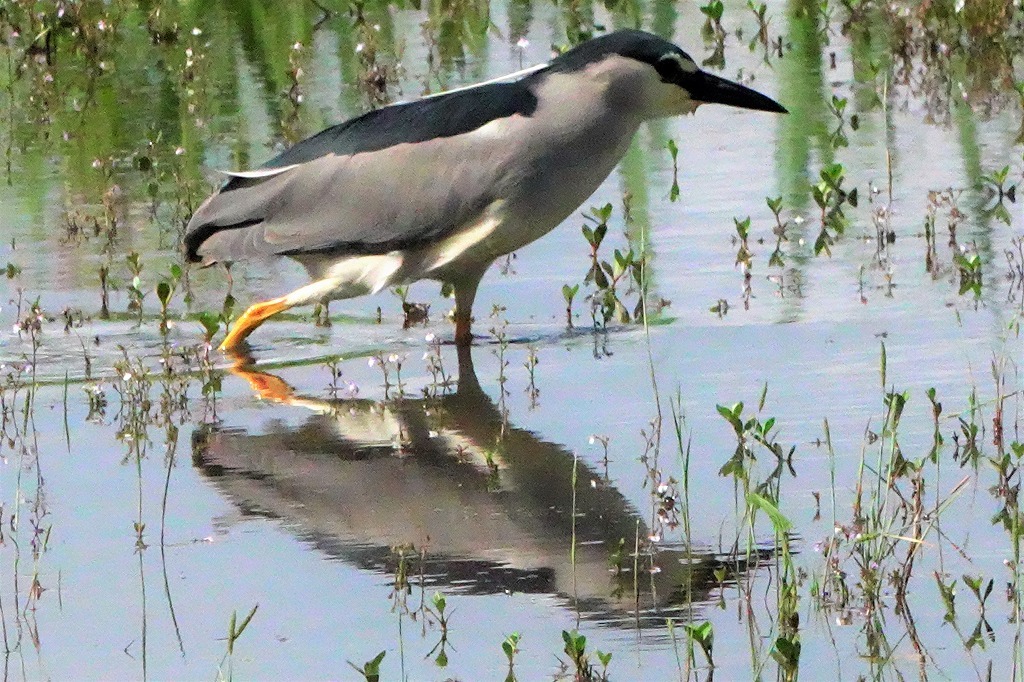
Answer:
716 403 743 434
198 311 221 339
734 216 751 239
582 225 596 245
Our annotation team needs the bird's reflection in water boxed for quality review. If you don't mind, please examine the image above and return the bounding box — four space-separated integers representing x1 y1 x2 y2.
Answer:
193 347 773 628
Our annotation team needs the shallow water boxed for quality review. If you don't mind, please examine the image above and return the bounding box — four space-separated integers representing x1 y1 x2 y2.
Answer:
2 0 1024 680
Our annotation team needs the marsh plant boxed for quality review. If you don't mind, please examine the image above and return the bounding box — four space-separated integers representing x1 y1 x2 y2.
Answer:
216 604 259 682
560 629 612 682
369 352 407 398
562 283 580 328
716 386 796 484
348 650 385 682
699 0 725 40
682 620 714 671
733 216 754 309
766 196 789 267
501 632 521 681
955 247 984 297
666 139 681 201
422 333 453 396
812 162 857 256
748 0 771 48
156 264 182 334
423 591 450 666
982 164 1018 203
524 345 540 408
923 188 966 277
578 204 651 327
125 251 146 323
827 94 851 149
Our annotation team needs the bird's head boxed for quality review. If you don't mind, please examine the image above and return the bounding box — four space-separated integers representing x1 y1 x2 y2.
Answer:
549 29 787 120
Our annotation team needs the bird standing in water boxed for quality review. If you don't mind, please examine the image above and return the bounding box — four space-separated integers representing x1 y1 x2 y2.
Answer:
184 29 786 351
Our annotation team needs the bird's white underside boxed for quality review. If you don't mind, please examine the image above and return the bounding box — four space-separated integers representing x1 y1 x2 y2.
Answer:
283 200 505 307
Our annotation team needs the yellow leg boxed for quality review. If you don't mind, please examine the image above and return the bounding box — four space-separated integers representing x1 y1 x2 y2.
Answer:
219 296 292 351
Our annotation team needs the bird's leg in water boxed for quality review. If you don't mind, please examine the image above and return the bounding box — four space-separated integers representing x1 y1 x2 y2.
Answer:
315 300 332 327
452 270 485 346
220 297 293 351
454 315 473 346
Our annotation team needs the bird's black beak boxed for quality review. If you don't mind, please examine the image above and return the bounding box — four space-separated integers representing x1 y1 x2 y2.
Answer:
689 70 787 113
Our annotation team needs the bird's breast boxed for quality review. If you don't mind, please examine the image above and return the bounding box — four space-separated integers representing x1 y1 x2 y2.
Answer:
482 114 641 257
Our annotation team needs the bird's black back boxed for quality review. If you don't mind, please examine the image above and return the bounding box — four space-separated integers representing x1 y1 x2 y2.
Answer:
225 81 538 183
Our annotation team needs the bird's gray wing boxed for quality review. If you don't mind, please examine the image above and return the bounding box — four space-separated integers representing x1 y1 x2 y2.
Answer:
186 134 508 265
184 78 540 263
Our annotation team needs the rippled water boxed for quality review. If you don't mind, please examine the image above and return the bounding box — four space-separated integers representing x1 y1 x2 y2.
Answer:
1 0 1024 679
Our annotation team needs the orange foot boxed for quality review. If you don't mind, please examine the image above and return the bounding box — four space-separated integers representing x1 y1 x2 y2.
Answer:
220 297 291 351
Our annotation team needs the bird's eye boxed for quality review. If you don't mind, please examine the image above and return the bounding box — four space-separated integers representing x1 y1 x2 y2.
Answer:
654 53 696 83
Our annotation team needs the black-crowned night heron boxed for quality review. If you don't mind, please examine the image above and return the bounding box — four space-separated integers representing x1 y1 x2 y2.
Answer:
184 29 786 351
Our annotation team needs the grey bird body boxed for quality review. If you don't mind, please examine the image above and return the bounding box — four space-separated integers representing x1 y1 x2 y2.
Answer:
184 29 786 350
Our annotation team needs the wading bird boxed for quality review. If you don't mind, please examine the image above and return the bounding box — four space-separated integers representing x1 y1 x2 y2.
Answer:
184 29 786 351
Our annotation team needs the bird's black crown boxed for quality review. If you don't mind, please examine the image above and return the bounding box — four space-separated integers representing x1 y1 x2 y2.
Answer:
548 29 695 75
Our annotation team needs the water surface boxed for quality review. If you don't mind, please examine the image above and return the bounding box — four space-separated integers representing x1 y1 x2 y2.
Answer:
2 0 1024 679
